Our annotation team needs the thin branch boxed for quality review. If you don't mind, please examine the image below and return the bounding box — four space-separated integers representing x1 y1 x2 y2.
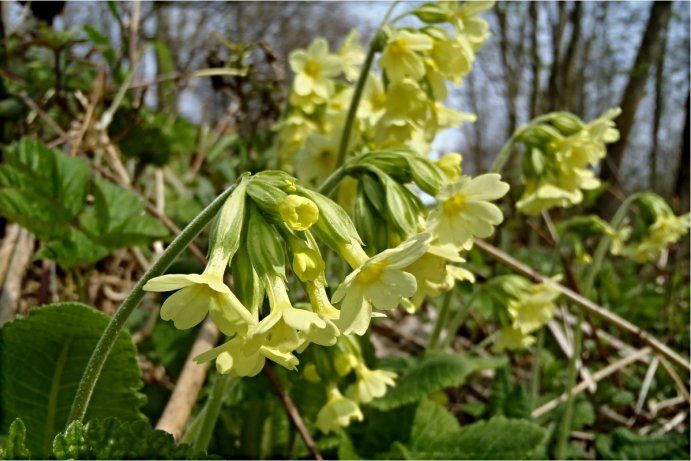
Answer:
532 348 651 418
263 363 323 461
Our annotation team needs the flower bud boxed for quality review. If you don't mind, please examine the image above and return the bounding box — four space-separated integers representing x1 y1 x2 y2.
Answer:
297 186 363 251
279 194 319 231
288 235 325 282
206 175 249 274
412 3 449 23
550 112 585 136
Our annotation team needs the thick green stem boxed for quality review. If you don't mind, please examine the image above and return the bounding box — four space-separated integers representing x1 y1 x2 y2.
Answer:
490 133 519 174
440 289 481 350
334 1 399 169
428 289 454 350
68 183 238 424
194 373 238 453
530 329 545 410
317 166 348 197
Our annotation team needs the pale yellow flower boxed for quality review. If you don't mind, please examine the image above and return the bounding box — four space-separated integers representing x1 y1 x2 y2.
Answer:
379 29 433 83
508 282 560 334
294 132 339 185
427 174 509 249
289 37 341 99
436 153 463 181
429 34 474 86
404 244 475 309
338 30 366 81
316 386 363 433
255 274 339 348
443 1 495 49
358 74 387 126
332 233 430 335
144 272 253 335
353 363 397 403
492 326 535 353
195 334 298 376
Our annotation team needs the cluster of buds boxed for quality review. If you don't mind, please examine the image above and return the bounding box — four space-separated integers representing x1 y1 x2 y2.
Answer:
515 109 621 215
143 172 435 376
489 276 561 353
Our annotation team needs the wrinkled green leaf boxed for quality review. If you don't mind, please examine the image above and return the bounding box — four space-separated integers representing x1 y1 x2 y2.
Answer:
53 418 210 460
371 352 506 410
0 138 90 240
0 303 146 457
403 414 547 460
595 427 689 460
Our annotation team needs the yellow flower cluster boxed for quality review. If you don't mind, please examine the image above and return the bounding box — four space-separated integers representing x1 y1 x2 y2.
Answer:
516 109 621 215
302 336 397 434
143 172 433 377
612 193 690 263
492 277 561 353
275 1 493 185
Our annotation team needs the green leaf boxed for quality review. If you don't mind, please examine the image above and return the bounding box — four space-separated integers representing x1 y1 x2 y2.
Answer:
403 416 547 460
53 418 210 460
486 367 531 419
407 399 461 452
371 352 506 410
0 419 31 460
0 303 146 458
0 138 89 241
80 179 169 248
35 228 109 267
595 427 689 460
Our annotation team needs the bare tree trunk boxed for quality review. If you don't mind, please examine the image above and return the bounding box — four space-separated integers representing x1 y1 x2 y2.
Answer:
495 2 518 136
529 1 541 118
558 1 582 111
600 1 673 187
650 29 668 191
674 92 689 213
546 1 569 111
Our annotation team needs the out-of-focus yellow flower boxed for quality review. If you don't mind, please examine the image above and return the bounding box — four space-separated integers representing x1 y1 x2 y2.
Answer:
508 282 560 334
353 363 397 403
492 326 535 353
379 29 433 83
427 174 509 249
294 132 340 185
443 1 495 49
404 243 475 308
338 30 366 81
429 34 474 86
436 153 463 181
289 37 341 99
316 385 364 433
358 74 387 126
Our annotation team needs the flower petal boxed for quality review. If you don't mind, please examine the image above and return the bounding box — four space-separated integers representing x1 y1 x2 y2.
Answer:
160 286 209 329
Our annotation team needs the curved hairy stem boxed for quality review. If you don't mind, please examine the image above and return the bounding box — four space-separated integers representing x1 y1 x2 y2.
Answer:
68 182 239 424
